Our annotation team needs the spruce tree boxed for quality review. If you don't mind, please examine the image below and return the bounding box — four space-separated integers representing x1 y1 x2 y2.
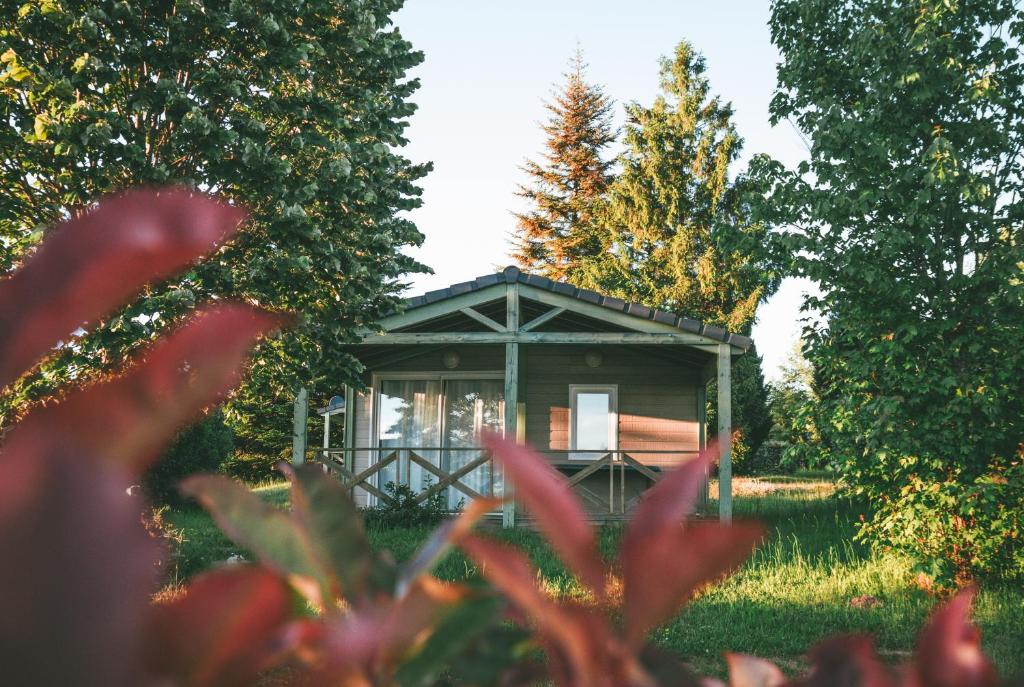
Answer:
511 51 615 282
578 42 777 333
579 42 781 461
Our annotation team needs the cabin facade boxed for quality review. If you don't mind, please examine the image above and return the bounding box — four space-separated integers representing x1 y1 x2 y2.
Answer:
304 266 749 525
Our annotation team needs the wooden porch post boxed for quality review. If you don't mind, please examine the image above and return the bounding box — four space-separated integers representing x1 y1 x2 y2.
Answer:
322 407 331 458
292 387 308 465
344 385 356 473
717 345 732 523
697 384 708 512
503 282 520 528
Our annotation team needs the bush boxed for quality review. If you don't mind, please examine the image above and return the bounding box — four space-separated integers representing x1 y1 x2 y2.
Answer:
867 455 1024 586
143 410 234 504
220 451 281 485
361 480 454 529
736 441 788 476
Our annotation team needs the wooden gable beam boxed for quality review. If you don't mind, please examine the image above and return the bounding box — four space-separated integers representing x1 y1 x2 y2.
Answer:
516 284 727 345
357 331 714 345
459 306 507 332
519 306 566 332
376 285 505 331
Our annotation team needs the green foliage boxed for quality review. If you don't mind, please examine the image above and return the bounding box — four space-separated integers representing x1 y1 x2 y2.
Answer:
763 0 1024 584
143 410 234 505
220 451 280 485
0 0 429 443
577 41 781 334
731 347 773 472
511 49 616 282
766 340 829 471
362 480 454 529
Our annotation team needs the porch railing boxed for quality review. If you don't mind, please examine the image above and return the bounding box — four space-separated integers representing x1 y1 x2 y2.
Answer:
308 447 704 515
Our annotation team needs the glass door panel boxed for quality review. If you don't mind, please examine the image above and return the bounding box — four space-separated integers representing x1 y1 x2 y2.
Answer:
442 380 504 508
377 379 441 496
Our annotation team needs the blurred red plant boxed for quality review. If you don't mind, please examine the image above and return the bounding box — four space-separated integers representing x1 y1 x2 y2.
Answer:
0 187 1011 687
461 436 1007 687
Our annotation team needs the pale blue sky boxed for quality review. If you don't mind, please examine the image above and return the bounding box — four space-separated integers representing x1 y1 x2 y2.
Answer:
393 0 817 381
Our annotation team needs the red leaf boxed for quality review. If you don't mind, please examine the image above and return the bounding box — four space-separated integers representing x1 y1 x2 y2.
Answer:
726 653 786 687
180 474 330 606
0 444 159 687
460 533 621 687
5 303 287 475
798 635 896 687
295 577 465 686
0 187 246 389
481 433 605 595
911 587 996 687
144 565 292 687
283 463 376 602
626 437 719 538
621 520 764 648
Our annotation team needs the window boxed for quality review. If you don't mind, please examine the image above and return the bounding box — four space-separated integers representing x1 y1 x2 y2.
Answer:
569 385 617 460
373 373 504 507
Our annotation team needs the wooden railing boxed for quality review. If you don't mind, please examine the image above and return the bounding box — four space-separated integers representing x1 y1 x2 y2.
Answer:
309 447 703 515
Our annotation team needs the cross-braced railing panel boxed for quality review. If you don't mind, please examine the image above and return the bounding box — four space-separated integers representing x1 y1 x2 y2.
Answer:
309 447 700 517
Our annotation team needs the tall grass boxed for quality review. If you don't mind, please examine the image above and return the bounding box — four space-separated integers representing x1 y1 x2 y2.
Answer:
165 477 1024 679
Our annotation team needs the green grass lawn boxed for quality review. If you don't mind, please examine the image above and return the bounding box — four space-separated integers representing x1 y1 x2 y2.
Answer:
164 476 1024 680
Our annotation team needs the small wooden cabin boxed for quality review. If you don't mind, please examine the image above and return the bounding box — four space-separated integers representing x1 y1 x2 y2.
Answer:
308 266 749 525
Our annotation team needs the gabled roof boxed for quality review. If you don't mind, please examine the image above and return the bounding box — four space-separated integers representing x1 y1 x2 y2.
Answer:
400 266 752 351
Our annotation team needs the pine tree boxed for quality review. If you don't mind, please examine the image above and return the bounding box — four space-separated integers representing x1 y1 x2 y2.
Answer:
511 51 615 282
577 41 778 334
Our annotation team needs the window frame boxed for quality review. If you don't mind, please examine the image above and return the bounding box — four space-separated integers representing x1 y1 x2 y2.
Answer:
568 384 618 460
368 371 504 506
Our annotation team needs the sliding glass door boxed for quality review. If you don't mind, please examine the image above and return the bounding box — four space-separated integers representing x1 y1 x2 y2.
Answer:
377 379 442 497
375 374 503 507
441 379 503 508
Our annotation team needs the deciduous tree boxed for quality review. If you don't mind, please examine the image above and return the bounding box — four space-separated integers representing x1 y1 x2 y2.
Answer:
763 0 1024 582
0 1 430 450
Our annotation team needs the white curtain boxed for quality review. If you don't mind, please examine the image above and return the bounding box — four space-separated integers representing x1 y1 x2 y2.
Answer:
376 378 504 509
442 380 504 508
377 380 441 496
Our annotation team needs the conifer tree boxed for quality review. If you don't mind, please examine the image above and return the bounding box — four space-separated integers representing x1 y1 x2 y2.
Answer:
578 42 781 461
577 42 778 334
511 51 615 281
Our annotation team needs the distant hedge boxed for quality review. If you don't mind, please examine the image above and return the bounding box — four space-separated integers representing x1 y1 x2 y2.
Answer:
144 410 234 504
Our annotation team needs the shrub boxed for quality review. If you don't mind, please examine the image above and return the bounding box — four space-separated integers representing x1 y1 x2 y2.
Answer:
361 479 454 529
220 450 281 485
143 410 234 504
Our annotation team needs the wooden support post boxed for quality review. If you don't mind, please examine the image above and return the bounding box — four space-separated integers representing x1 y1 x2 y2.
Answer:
717 345 732 523
697 384 708 512
344 385 356 473
503 283 520 528
292 387 308 465
322 408 331 459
